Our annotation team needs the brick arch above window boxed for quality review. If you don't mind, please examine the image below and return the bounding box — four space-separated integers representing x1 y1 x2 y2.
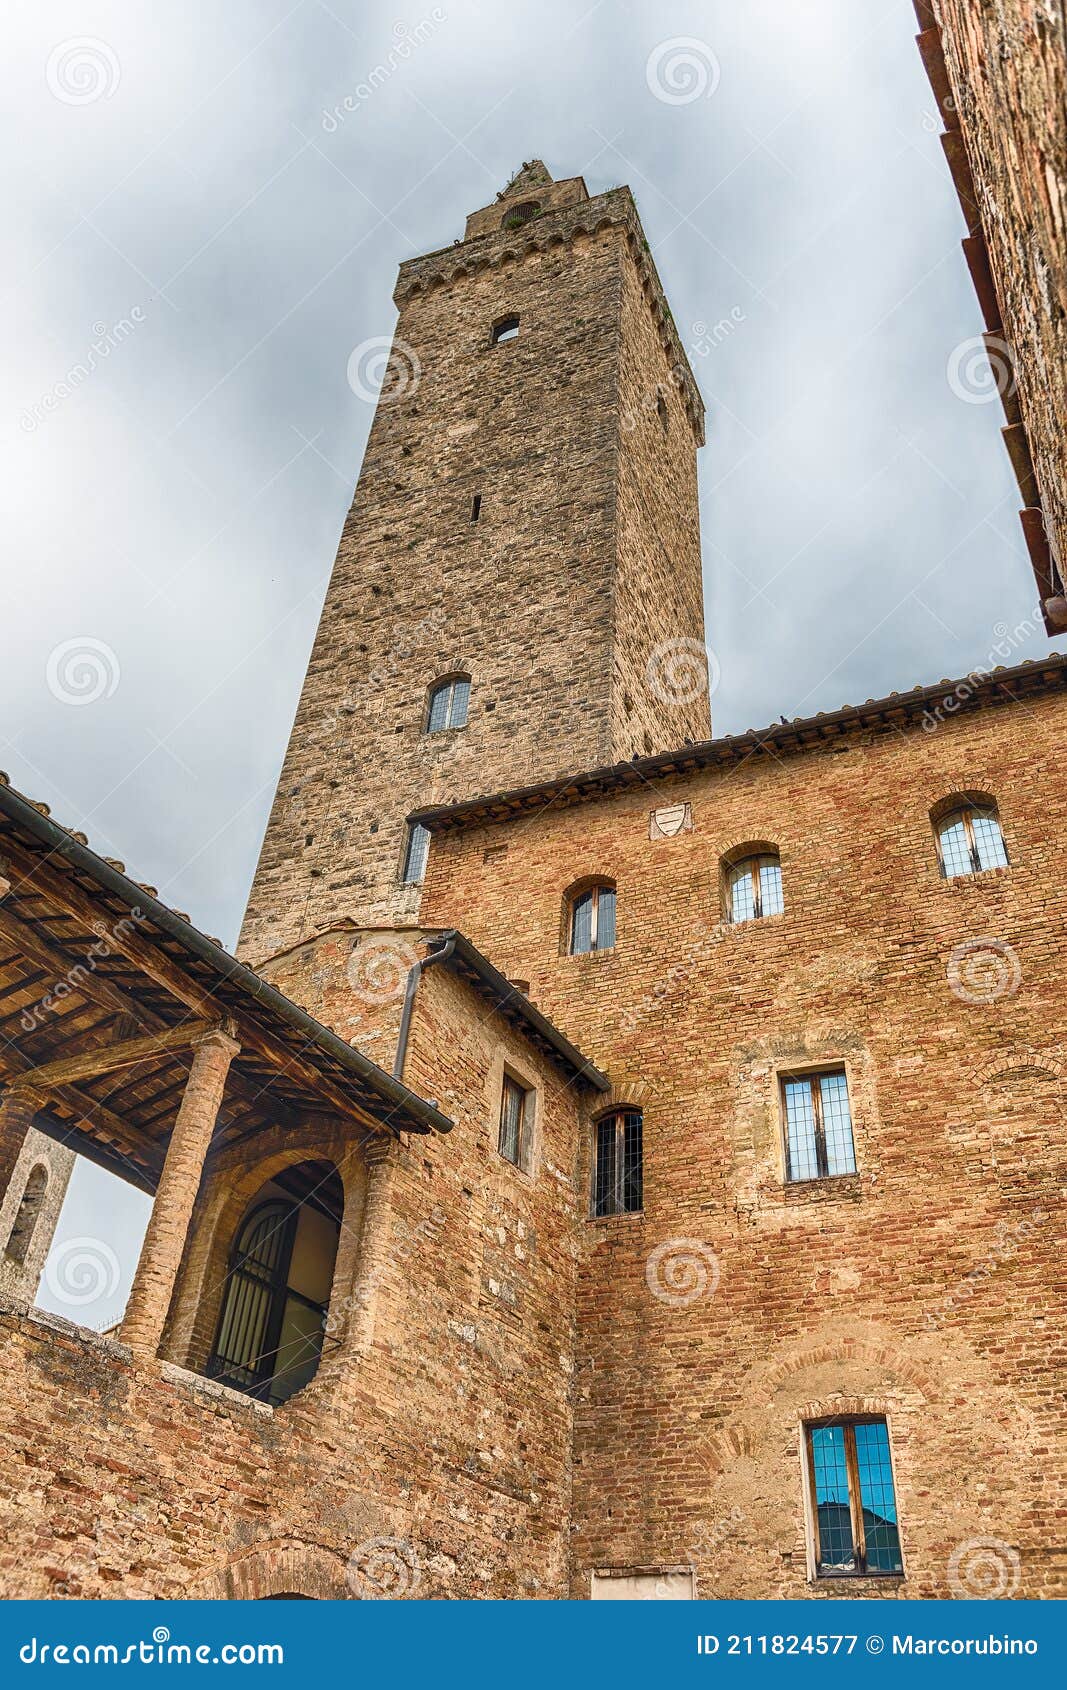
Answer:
192 1539 353 1600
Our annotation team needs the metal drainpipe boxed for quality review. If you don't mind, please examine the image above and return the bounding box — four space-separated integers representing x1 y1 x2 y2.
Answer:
392 934 456 1083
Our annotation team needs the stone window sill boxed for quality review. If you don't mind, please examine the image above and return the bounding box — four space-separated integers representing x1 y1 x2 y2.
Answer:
585 1208 645 1226
160 1361 274 1417
780 1172 864 1204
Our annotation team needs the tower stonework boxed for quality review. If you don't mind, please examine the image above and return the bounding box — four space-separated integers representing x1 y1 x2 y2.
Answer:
239 163 709 962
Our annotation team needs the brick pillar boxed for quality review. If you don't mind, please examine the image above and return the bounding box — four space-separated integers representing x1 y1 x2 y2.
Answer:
339 1135 399 1358
121 1028 239 1357
0 1084 43 1207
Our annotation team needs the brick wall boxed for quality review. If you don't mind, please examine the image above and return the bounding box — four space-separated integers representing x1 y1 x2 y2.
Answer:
0 963 588 1599
421 686 1067 1597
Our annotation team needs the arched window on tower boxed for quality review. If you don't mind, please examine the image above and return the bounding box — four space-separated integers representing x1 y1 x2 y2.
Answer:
4 1164 49 1267
425 675 470 733
592 1110 643 1216
933 796 1009 878
491 314 520 345
501 200 541 229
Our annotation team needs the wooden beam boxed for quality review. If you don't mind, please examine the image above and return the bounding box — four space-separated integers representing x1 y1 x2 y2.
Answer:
3 845 395 1135
1 1044 161 1186
23 1021 215 1091
0 903 167 1032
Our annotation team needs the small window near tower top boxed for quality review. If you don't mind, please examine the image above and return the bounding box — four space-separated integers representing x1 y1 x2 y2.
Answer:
502 200 541 229
491 315 520 346
656 392 669 432
470 494 482 523
426 675 470 733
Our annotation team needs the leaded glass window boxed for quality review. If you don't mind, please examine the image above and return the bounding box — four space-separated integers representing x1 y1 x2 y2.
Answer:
936 805 1008 878
426 676 470 733
806 1417 903 1578
727 854 783 922
402 822 430 884
593 1110 643 1216
781 1070 856 1181
498 1074 530 1169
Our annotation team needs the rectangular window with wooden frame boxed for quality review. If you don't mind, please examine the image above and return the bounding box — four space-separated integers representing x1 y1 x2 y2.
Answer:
780 1069 856 1182
805 1417 903 1578
497 1073 532 1172
592 1109 643 1216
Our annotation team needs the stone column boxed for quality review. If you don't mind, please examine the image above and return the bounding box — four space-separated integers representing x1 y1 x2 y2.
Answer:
121 1027 239 1357
0 1084 44 1208
339 1135 399 1358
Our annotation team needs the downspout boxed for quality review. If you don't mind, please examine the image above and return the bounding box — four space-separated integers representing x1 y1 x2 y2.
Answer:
392 933 456 1083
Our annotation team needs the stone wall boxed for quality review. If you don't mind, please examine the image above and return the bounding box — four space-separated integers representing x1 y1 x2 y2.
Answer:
239 175 709 962
0 962 587 1599
0 1128 74 1306
421 685 1067 1597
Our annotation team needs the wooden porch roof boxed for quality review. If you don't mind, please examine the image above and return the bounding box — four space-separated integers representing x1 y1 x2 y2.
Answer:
0 776 452 1194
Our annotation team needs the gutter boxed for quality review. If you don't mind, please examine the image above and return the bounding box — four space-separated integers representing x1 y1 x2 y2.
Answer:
0 780 453 1137
393 932 456 1084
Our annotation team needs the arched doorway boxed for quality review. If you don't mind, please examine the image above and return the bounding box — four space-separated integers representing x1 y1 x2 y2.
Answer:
206 1161 342 1406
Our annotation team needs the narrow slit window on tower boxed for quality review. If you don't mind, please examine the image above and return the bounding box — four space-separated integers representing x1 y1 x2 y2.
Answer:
592 1110 643 1216
426 676 470 733
470 494 482 523
491 315 520 345
402 821 431 885
498 1072 533 1171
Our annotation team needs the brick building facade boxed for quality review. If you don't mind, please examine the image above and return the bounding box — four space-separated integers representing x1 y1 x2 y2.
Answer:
0 114 1065 1601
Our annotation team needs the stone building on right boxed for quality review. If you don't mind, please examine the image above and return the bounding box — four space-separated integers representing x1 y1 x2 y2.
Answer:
916 0 1067 627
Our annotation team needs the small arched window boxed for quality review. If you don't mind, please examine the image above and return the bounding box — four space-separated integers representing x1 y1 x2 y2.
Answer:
502 200 540 228
207 1164 342 1406
934 800 1009 878
491 314 520 345
426 675 470 733
592 1110 643 1216
726 852 783 923
567 880 616 955
4 1164 48 1266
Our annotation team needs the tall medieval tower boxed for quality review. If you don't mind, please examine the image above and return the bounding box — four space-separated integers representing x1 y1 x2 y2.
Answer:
240 162 709 963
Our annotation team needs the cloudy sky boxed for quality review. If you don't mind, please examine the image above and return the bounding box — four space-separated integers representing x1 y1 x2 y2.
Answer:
6 0 1061 1324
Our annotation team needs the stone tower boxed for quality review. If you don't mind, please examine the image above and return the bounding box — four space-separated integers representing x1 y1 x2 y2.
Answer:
240 162 709 962
0 1129 74 1307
